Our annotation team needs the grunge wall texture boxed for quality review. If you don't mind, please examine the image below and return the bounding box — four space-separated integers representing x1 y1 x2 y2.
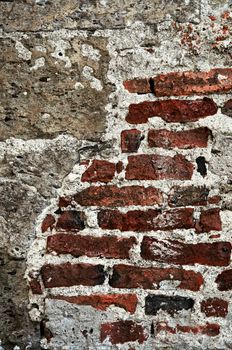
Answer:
1 1 232 349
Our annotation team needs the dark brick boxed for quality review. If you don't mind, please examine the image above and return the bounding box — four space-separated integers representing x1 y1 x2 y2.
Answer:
145 295 194 315
41 263 105 288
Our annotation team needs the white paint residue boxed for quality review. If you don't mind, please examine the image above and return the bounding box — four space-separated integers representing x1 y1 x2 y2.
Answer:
15 41 32 61
30 57 45 71
81 44 101 61
50 39 72 68
151 240 182 258
82 66 103 91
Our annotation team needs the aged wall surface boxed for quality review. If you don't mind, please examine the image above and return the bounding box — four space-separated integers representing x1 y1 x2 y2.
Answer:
0 0 232 349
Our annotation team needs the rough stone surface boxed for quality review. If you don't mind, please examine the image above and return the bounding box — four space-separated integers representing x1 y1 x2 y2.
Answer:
1 0 232 349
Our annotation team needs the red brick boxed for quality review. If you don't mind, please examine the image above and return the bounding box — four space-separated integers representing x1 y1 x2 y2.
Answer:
195 208 222 233
141 237 231 266
168 186 209 207
221 99 232 117
126 154 193 180
41 263 105 288
123 78 151 94
41 321 53 343
50 294 138 314
126 98 217 124
28 272 42 295
215 269 232 291
201 298 228 317
148 127 210 149
56 211 85 231
121 129 142 153
100 320 148 344
98 208 194 232
41 214 55 233
156 322 220 336
154 68 232 96
208 195 221 204
58 196 72 208
47 234 136 259
81 160 116 183
109 264 203 291
116 161 124 173
74 185 163 207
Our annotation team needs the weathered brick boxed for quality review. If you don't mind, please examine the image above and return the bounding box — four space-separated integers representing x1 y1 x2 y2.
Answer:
126 98 217 124
201 298 228 317
145 295 194 315
156 322 220 336
126 154 193 180
168 186 209 207
28 272 42 295
58 196 72 208
100 320 148 344
50 294 138 314
41 214 55 233
123 78 151 94
141 237 231 266
81 160 116 183
109 264 203 291
215 269 232 291
47 234 136 259
98 208 194 232
41 263 105 288
154 68 232 96
56 211 85 231
121 129 142 152
195 208 222 233
74 185 163 207
221 99 232 117
148 128 210 149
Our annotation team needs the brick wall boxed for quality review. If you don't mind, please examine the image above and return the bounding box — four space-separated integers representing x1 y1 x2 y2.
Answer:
27 68 232 349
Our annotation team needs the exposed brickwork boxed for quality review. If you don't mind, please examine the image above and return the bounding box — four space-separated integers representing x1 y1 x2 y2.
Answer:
41 214 55 233
196 208 222 233
145 295 194 315
156 322 220 336
81 160 116 183
123 78 151 94
141 237 231 266
47 233 136 259
50 294 138 313
121 129 142 152
215 269 232 291
98 208 194 232
74 185 163 207
56 211 85 231
100 320 148 344
109 264 203 291
221 99 232 117
28 66 230 349
126 98 217 124
148 127 211 149
168 185 210 207
126 154 193 180
154 68 232 96
41 263 105 288
201 298 228 317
